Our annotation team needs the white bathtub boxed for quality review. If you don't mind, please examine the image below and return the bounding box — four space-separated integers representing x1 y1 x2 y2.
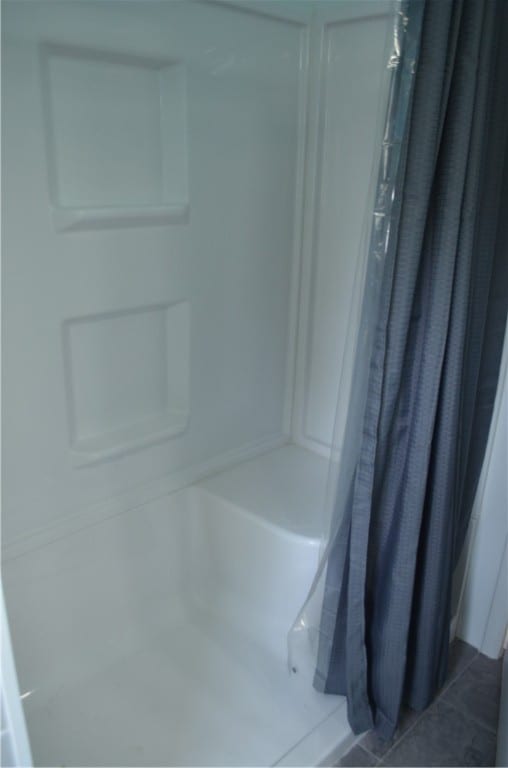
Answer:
3 446 353 766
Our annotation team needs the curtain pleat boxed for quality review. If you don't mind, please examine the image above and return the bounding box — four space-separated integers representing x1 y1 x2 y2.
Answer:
319 0 508 738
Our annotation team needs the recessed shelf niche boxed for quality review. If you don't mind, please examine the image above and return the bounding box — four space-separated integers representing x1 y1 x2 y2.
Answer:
63 301 190 466
42 44 188 231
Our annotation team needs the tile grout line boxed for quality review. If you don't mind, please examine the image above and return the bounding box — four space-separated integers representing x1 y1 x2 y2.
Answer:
358 743 381 763
338 738 380 765
376 648 480 766
357 743 380 764
345 743 381 765
443 697 500 737
343 645 482 766
437 647 480 698
378 706 429 765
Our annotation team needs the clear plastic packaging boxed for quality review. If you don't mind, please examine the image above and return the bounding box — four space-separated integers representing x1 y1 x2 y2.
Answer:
288 0 425 686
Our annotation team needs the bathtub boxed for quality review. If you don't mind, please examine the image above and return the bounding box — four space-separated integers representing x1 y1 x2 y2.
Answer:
3 446 354 766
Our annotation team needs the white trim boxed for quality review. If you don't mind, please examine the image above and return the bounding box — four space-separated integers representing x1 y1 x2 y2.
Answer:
291 8 394 459
1 590 33 767
482 540 508 658
283 25 311 436
497 652 508 766
291 14 326 450
456 317 508 654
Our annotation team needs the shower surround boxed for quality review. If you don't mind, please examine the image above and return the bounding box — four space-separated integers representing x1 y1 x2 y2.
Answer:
2 0 393 764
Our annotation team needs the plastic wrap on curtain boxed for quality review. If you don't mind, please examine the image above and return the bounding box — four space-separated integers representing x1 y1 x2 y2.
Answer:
288 0 424 684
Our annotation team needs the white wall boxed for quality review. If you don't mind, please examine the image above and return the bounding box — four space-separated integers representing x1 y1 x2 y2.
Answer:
2 0 306 554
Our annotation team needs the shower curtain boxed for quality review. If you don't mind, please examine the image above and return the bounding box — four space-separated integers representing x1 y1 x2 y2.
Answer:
308 0 508 739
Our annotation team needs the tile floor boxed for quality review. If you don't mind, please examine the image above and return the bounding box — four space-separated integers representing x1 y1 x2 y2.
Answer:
339 640 503 767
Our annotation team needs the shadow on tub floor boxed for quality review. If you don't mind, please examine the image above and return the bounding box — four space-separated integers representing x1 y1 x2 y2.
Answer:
338 639 503 767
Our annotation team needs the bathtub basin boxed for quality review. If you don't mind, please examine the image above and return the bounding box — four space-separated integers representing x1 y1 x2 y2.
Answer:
3 446 352 766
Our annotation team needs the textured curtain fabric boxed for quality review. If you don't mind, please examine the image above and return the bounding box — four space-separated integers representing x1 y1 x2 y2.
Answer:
317 0 508 739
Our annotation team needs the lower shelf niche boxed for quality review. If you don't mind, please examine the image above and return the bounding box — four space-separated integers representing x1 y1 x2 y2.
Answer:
62 300 190 466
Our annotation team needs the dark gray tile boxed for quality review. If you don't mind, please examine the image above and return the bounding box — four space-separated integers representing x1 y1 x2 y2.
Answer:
339 744 378 767
360 706 420 758
470 652 503 682
446 639 478 682
379 699 497 767
361 640 478 759
441 652 502 733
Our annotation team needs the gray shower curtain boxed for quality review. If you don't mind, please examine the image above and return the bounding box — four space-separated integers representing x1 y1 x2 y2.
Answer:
317 0 508 739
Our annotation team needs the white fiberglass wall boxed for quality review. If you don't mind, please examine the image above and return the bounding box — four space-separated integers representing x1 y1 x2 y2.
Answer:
2 3 395 764
3 0 303 551
2 0 393 558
